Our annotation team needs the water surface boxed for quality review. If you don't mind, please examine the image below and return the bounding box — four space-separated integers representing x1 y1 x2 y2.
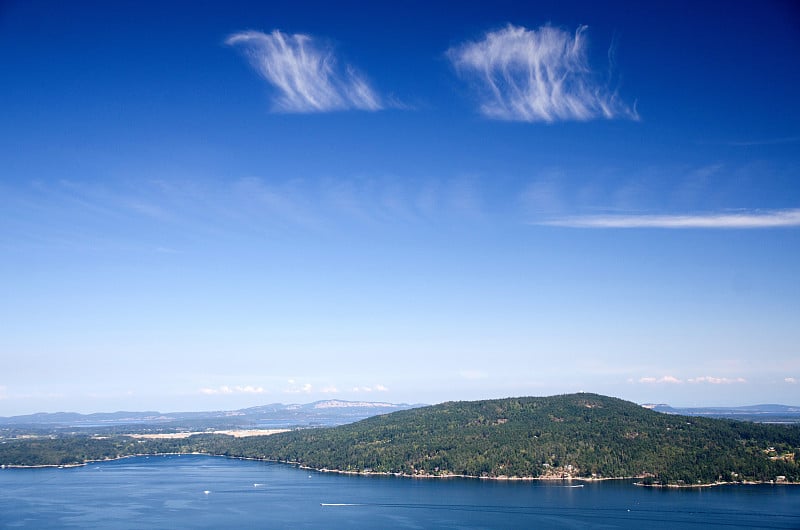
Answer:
1 455 798 528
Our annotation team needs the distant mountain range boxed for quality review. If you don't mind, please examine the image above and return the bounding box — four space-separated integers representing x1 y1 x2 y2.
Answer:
0 400 423 434
641 403 800 423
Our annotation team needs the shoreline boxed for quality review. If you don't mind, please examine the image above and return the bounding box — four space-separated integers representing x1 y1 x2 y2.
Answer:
256 459 800 487
3 453 798 488
295 464 632 482
633 479 790 488
293 465 797 487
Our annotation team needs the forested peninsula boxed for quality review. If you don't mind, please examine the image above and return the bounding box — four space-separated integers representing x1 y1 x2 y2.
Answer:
2 394 798 486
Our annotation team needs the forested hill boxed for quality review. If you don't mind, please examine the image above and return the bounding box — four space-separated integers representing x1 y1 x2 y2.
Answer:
227 393 800 485
2 393 799 486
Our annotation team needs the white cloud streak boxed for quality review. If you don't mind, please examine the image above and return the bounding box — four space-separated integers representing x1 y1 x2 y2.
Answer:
542 209 800 229
784 377 797 384
638 376 682 384
284 382 313 394
227 30 382 113
687 376 747 384
200 385 265 395
351 385 389 393
447 24 637 122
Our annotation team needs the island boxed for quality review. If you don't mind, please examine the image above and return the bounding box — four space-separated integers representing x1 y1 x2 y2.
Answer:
2 393 798 486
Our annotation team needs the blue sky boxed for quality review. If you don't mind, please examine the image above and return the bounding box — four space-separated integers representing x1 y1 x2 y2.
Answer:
1 1 799 415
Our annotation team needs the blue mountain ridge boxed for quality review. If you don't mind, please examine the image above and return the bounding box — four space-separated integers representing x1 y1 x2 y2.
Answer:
0 400 423 429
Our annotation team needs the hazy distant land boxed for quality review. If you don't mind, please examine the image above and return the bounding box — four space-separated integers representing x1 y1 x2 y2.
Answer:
642 403 800 424
0 400 421 437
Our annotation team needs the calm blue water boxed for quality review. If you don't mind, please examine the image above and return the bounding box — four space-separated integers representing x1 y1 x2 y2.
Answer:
1 455 798 528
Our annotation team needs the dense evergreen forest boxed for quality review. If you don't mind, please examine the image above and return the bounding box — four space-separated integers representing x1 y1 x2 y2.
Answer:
2 394 799 486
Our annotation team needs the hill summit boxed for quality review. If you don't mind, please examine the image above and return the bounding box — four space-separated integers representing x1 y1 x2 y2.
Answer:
231 393 800 485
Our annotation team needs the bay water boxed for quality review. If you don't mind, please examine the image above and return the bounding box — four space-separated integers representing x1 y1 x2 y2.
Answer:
1 455 798 528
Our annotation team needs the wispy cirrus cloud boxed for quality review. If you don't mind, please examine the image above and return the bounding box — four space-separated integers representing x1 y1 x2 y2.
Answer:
226 30 382 113
1 175 491 256
785 377 797 384
447 24 637 122
542 209 800 229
